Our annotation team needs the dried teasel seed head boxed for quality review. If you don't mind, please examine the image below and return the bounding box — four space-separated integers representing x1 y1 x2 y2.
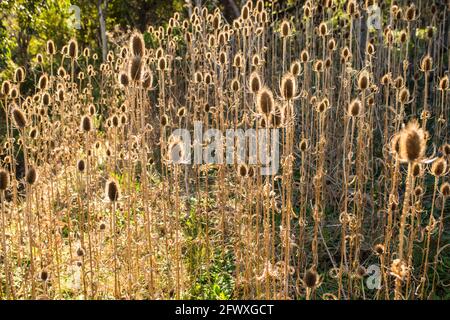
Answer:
414 186 423 197
280 19 291 37
46 40 56 55
130 31 145 57
299 138 308 152
81 116 92 132
0 169 9 191
1 80 11 95
431 158 447 177
304 268 318 288
12 107 27 129
440 182 450 198
398 87 410 104
238 164 248 177
348 98 363 117
41 92 50 106
38 74 48 91
412 163 421 177
142 72 153 89
318 22 327 37
158 56 168 71
357 70 370 90
374 244 385 256
160 114 169 127
231 78 240 92
281 72 296 100
105 179 120 202
40 270 49 282
442 144 450 157
76 247 85 257
398 120 426 163
420 55 432 72
77 159 85 172
300 50 309 63
256 87 274 115
68 38 78 59
129 56 143 81
14 67 25 83
25 166 37 185
249 71 262 94
119 72 130 87
439 75 448 91
290 60 302 77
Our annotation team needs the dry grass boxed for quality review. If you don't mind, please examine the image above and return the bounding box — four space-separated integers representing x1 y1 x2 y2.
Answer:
0 0 449 300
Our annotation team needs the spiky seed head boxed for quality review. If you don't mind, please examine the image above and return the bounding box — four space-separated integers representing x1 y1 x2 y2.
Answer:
394 76 404 89
249 72 262 94
280 20 291 37
112 115 119 128
313 60 323 73
12 107 27 129
77 159 85 172
14 67 25 83
414 186 423 197
381 73 391 86
374 244 385 256
160 114 169 127
0 169 9 191
398 120 426 163
40 270 49 282
1 80 11 95
231 79 240 92
290 60 301 76
431 158 447 177
158 56 167 71
405 5 416 21
304 269 318 288
421 55 432 72
439 76 448 91
366 42 375 55
106 179 120 202
328 38 336 51
442 144 450 157
46 40 56 55
130 32 145 57
441 183 450 198
238 164 248 177
358 70 370 90
129 55 143 81
38 74 48 91
119 72 130 87
348 99 362 117
81 116 92 132
299 138 308 152
36 54 43 64
300 50 309 63
398 87 410 104
281 72 296 100
25 166 37 185
142 72 153 89
256 87 274 115
68 39 78 59
412 163 421 177
76 247 85 257
347 0 357 15
318 22 327 36
219 51 227 65
42 92 50 106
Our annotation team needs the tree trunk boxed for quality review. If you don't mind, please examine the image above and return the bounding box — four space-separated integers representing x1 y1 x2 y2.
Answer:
97 0 109 62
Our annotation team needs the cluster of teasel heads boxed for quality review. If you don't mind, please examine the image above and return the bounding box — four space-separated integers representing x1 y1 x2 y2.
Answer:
0 0 449 300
